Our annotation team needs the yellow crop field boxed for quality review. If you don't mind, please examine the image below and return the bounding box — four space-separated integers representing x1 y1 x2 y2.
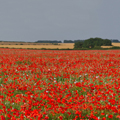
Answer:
112 43 120 46
0 43 74 49
101 46 113 48
0 42 120 49
101 43 120 48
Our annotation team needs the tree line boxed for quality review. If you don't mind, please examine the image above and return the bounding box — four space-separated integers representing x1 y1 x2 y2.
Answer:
74 37 112 49
35 40 84 43
36 39 119 44
35 40 62 43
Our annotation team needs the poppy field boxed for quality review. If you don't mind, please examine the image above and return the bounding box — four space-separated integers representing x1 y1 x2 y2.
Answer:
0 48 120 120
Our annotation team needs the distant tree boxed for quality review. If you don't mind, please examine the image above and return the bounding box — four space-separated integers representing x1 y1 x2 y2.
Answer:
93 37 104 46
74 37 112 49
74 41 84 49
83 38 95 48
36 40 62 43
103 39 112 46
111 39 119 43
64 40 74 43
74 40 84 43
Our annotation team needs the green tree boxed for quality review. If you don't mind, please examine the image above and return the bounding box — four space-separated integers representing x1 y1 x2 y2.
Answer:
103 39 111 46
74 41 83 49
74 37 112 49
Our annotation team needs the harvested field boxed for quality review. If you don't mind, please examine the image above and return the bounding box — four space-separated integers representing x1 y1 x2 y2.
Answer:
0 42 120 49
0 42 54 45
112 43 120 46
101 46 113 48
101 43 120 48
0 43 74 49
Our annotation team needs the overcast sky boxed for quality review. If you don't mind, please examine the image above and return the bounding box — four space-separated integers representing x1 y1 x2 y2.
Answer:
0 0 120 42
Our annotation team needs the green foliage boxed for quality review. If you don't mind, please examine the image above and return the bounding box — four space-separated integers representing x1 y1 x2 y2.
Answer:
64 40 74 43
111 39 120 43
74 41 83 49
74 37 112 49
111 46 120 49
36 40 62 43
103 39 112 46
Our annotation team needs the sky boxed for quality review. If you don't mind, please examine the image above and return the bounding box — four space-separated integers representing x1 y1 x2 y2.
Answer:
0 0 120 42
